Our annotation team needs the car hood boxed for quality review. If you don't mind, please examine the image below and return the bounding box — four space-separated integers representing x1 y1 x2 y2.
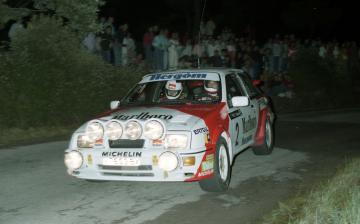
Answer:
75 104 226 133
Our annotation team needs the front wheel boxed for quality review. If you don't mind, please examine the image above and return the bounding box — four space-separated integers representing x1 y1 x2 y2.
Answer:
199 137 231 192
252 118 274 155
84 179 108 183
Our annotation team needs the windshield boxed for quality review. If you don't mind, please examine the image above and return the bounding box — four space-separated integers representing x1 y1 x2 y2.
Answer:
121 79 222 106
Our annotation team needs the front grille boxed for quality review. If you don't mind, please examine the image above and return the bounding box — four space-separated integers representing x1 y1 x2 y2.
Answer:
108 139 145 148
101 172 154 177
98 165 152 171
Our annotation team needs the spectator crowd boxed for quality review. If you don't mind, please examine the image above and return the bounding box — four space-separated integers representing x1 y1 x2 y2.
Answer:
7 16 360 99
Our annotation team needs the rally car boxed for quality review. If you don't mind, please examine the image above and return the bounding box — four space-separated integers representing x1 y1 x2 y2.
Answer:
64 69 275 192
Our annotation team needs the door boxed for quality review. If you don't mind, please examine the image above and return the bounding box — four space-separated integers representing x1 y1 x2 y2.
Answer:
225 74 254 154
236 73 263 142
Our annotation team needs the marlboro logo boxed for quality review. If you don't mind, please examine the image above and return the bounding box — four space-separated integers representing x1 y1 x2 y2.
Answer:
113 112 173 121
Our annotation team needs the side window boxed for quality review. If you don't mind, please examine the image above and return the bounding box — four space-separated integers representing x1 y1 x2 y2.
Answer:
225 74 245 108
237 73 261 98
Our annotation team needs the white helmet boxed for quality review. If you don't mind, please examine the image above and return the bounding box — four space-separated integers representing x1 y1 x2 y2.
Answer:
204 80 219 96
165 80 183 99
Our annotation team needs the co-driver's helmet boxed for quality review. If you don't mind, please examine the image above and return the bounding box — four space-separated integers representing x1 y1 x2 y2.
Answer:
204 80 219 96
165 80 183 99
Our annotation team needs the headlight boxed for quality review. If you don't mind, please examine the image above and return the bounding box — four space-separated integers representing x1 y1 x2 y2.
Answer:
105 120 123 140
64 151 83 170
144 120 165 140
158 151 179 171
165 134 188 150
86 121 104 141
125 121 142 140
77 134 93 148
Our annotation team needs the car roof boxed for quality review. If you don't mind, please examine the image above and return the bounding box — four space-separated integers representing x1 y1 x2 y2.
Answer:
144 68 246 79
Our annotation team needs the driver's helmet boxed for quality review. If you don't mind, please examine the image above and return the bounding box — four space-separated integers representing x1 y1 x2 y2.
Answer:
187 80 203 95
165 80 183 99
204 80 219 96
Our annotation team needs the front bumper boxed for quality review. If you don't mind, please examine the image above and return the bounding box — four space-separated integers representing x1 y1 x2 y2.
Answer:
65 147 212 182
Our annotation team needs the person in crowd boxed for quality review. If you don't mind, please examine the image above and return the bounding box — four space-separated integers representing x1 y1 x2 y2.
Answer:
143 26 154 65
8 19 24 40
99 26 113 63
319 44 327 58
168 32 180 69
210 50 223 67
192 40 203 58
113 23 128 66
271 38 282 73
279 40 289 72
250 46 263 79
83 32 97 53
205 18 216 36
181 39 193 58
220 49 230 67
152 29 169 71
206 38 216 57
268 72 293 98
105 17 116 36
162 29 170 70
227 39 237 67
124 32 136 65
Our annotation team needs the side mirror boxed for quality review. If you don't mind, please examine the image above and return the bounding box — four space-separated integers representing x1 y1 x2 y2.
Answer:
110 101 120 110
231 96 249 107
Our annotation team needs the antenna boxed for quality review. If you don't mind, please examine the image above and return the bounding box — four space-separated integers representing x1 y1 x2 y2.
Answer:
197 0 207 69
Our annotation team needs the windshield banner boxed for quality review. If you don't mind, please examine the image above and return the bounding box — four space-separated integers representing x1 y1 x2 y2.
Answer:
140 72 220 83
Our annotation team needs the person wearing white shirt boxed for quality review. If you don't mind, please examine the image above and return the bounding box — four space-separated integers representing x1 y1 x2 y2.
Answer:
168 33 180 69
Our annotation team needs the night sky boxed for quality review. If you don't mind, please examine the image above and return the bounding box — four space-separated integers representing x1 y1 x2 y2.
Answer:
0 0 358 42
100 0 359 42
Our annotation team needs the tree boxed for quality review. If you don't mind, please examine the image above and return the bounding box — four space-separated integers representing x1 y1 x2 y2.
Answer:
0 0 104 39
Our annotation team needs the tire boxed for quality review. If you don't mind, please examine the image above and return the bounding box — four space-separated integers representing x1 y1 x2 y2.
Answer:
85 179 108 183
199 137 231 192
252 118 274 155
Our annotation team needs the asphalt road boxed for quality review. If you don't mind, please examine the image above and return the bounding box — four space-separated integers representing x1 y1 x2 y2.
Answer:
0 109 359 224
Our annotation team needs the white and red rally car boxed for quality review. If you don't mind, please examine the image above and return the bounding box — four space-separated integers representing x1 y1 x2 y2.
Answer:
64 69 275 192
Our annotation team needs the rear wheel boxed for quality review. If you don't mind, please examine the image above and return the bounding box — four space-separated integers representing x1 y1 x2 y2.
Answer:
252 118 274 155
199 137 231 192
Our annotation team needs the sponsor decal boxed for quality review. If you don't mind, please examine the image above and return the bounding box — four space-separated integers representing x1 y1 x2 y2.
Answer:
198 169 214 177
102 151 142 157
87 155 93 165
241 135 253 145
152 139 163 146
204 133 210 144
193 127 209 135
152 155 158 166
220 105 228 120
229 109 243 120
149 73 207 81
113 112 173 121
201 154 214 171
242 115 257 133
95 138 103 146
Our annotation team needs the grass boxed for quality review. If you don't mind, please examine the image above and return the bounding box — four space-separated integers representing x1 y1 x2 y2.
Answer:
259 158 360 224
0 126 76 147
